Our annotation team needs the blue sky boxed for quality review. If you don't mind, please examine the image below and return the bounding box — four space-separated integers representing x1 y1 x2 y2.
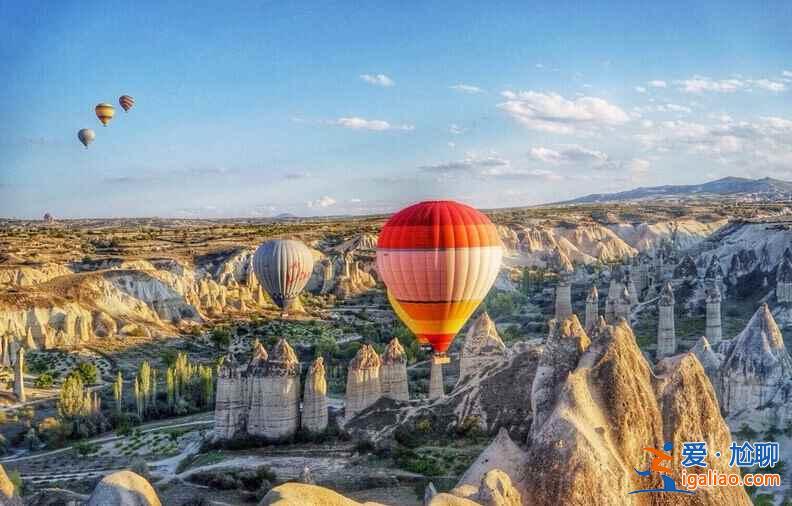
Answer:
1 1 791 218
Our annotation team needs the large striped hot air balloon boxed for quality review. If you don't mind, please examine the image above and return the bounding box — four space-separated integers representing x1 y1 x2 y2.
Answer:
252 239 315 314
95 103 115 126
119 95 135 112
377 200 503 364
77 128 95 148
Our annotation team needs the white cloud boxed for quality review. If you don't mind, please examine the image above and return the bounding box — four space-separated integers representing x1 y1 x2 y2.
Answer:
750 79 786 92
648 80 667 88
335 117 413 131
635 86 647 93
450 84 484 94
784 70 792 78
628 159 650 175
529 145 608 164
360 74 394 87
449 124 465 135
535 63 545 69
306 196 337 208
675 76 746 93
498 90 630 134
419 155 509 175
479 167 562 181
675 76 787 93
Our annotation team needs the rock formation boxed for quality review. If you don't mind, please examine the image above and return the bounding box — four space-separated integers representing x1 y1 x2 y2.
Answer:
720 303 792 426
777 256 792 303
691 336 721 378
584 285 598 330
613 285 631 321
656 281 676 357
86 470 161 506
13 347 24 402
380 338 409 401
248 338 300 440
301 357 328 433
553 272 572 321
456 428 527 495
213 351 247 440
457 313 506 383
531 315 590 435
345 344 382 421
333 252 376 299
705 284 722 345
259 483 386 505
522 319 750 505
428 361 444 400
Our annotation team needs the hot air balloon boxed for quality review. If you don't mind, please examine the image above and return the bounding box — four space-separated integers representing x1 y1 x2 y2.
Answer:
252 239 315 314
377 200 503 364
95 103 115 126
119 95 135 112
77 128 95 148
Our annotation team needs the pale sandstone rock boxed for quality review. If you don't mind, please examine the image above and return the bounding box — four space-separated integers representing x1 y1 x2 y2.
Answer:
302 357 329 433
428 360 444 400
656 281 676 357
380 338 409 401
458 313 506 385
86 470 161 506
584 285 599 330
13 347 24 402
531 315 590 435
248 338 300 440
720 303 792 426
345 344 382 421
259 483 386 506
213 351 247 440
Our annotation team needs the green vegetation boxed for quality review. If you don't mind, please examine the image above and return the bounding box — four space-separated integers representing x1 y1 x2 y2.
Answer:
34 372 54 388
71 362 98 385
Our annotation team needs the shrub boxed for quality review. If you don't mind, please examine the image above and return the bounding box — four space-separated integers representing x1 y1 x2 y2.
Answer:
34 373 54 388
71 362 98 385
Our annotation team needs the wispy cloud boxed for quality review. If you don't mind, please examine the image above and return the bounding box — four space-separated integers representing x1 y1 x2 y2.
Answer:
498 90 629 134
450 84 484 94
335 117 414 131
648 80 667 88
306 196 337 208
360 73 395 87
529 145 608 165
284 172 311 180
675 76 787 93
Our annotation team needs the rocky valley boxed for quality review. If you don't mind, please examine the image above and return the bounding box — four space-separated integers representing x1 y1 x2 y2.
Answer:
1 201 792 505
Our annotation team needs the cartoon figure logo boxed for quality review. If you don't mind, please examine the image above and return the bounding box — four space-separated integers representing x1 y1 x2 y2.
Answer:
629 442 695 495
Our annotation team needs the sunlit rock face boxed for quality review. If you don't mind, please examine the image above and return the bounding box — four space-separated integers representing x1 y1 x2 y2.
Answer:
705 285 723 345
691 336 722 379
521 320 750 505
213 351 247 440
380 338 409 402
457 313 507 385
87 470 162 506
301 357 329 433
719 304 792 426
584 285 599 330
656 281 676 358
530 315 590 437
248 338 301 440
345 344 382 422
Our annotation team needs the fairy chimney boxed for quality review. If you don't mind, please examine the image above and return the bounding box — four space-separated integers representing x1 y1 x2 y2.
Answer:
657 282 676 358
248 338 300 440
345 344 382 421
301 357 328 433
380 338 409 401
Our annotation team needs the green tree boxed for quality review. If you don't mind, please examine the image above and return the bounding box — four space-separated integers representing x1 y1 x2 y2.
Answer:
72 362 98 385
58 375 85 419
113 371 124 414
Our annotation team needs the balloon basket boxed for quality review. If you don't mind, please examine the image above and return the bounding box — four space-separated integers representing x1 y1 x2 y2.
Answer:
432 353 450 365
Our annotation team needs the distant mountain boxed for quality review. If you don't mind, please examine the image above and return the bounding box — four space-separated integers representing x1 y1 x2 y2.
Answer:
555 177 792 205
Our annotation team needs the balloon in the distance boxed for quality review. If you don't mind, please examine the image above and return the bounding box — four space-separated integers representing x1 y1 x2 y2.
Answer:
252 239 315 313
95 103 115 126
376 200 503 362
119 95 135 112
77 128 96 148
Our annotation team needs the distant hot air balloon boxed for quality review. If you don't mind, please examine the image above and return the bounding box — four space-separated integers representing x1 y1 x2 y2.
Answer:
77 128 95 148
252 239 315 313
119 95 135 112
95 103 115 126
377 200 503 364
